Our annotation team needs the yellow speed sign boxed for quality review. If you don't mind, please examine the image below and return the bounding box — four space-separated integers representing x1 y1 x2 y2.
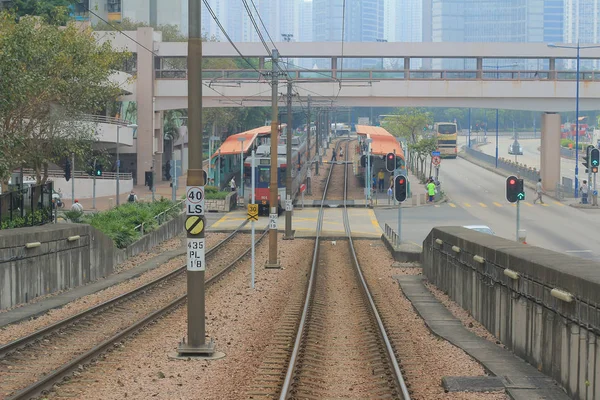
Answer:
185 215 205 235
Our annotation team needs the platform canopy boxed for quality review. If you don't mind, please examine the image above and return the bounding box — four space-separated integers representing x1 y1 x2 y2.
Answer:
211 124 286 158
355 125 403 157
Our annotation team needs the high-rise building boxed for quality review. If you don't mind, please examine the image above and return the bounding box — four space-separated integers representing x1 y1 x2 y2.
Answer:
543 0 564 43
564 0 600 69
313 0 383 68
385 0 422 69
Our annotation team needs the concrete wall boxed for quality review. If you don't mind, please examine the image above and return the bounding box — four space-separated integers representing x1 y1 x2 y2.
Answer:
422 226 600 400
0 213 184 311
52 177 133 199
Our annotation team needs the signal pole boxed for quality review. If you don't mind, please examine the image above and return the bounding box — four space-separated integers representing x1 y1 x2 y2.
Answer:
306 95 312 195
285 81 294 239
267 49 280 268
176 0 216 358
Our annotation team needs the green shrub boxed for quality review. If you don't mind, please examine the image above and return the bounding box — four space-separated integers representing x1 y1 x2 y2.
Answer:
1 208 52 229
82 199 181 249
205 190 230 200
561 139 589 150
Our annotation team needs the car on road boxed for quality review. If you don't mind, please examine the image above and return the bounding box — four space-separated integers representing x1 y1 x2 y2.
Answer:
508 140 523 155
463 225 495 235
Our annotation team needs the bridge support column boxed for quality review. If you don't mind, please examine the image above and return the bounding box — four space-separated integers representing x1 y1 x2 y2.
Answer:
404 57 410 79
476 57 483 79
540 113 561 193
155 111 164 181
259 57 265 69
549 58 556 80
136 27 156 188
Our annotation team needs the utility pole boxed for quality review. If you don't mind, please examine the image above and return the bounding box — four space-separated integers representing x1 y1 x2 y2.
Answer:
176 0 216 358
285 81 294 239
71 153 75 205
267 49 280 268
315 109 320 175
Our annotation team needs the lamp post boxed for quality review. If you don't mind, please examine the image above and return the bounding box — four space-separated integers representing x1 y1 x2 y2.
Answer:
365 138 372 207
548 43 600 198
237 137 246 201
116 123 138 206
376 38 387 69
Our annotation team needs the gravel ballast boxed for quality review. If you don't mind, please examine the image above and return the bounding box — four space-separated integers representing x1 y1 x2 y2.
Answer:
47 235 313 400
355 240 508 400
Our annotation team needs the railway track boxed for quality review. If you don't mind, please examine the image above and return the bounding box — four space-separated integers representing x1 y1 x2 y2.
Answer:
1 222 268 400
248 139 410 399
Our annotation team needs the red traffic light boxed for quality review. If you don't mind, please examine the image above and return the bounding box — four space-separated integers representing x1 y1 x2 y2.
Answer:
388 154 394 159
399 178 405 184
509 179 516 185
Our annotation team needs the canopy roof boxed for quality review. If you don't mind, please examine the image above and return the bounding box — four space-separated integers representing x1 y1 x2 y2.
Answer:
355 125 403 157
212 124 286 158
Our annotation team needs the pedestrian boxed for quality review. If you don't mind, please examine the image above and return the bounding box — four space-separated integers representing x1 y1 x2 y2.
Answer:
71 199 83 212
377 168 385 192
331 149 337 162
338 147 344 160
389 174 394 191
230 177 236 192
580 180 589 204
426 179 436 203
533 178 544 204
127 190 138 203
372 174 377 193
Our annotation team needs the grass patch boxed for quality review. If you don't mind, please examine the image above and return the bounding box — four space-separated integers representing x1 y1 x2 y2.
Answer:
82 198 182 248
204 185 230 200
561 139 589 150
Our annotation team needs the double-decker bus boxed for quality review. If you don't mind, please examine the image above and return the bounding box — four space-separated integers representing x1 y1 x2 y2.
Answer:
434 122 458 158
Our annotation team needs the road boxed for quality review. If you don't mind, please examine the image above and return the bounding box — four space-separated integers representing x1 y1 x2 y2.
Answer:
477 137 577 179
376 156 600 262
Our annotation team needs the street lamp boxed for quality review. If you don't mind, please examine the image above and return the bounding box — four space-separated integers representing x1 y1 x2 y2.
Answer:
116 123 138 206
237 136 246 201
547 42 600 198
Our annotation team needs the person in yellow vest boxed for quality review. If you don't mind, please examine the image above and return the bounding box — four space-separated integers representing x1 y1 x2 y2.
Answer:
426 179 436 203
377 169 385 193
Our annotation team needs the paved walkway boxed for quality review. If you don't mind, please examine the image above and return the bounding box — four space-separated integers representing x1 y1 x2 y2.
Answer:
395 275 570 400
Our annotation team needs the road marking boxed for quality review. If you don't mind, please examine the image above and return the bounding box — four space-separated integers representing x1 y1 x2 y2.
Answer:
448 203 456 208
434 205 440 208
479 202 487 208
541 203 549 207
210 215 229 228
464 203 472 208
368 209 381 231
493 202 503 207
565 250 592 253
553 201 564 206
523 202 533 207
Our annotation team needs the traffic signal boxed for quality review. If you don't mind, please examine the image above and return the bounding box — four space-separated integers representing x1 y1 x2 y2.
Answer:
394 174 408 202
386 153 395 172
506 175 525 203
591 148 599 173
94 163 102 177
64 159 71 182
583 146 593 173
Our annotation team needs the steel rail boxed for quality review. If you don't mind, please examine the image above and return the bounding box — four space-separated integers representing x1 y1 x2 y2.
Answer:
340 141 411 399
9 221 268 400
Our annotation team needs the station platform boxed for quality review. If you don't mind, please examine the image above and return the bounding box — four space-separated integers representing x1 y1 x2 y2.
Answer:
207 208 382 238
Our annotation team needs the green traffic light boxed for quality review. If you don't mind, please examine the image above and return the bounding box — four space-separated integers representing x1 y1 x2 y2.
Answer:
517 192 525 200
593 160 599 166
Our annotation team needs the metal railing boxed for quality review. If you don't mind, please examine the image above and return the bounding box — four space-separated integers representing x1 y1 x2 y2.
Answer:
77 114 132 126
134 200 184 235
384 223 401 247
155 68 600 82
18 168 132 181
0 182 54 229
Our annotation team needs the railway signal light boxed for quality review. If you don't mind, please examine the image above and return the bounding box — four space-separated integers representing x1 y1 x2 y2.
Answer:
591 148 599 173
385 152 395 172
506 175 524 203
95 163 103 177
395 174 407 202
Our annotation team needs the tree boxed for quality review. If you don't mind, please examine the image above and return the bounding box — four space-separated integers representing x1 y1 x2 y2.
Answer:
3 0 72 25
383 108 432 145
0 12 128 187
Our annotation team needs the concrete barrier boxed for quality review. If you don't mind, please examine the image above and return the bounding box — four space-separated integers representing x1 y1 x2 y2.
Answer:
422 226 600 400
0 214 184 311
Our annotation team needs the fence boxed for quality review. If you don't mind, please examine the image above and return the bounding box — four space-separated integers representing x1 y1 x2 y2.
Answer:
464 146 540 182
384 223 401 247
18 168 132 181
134 200 185 235
0 182 54 229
